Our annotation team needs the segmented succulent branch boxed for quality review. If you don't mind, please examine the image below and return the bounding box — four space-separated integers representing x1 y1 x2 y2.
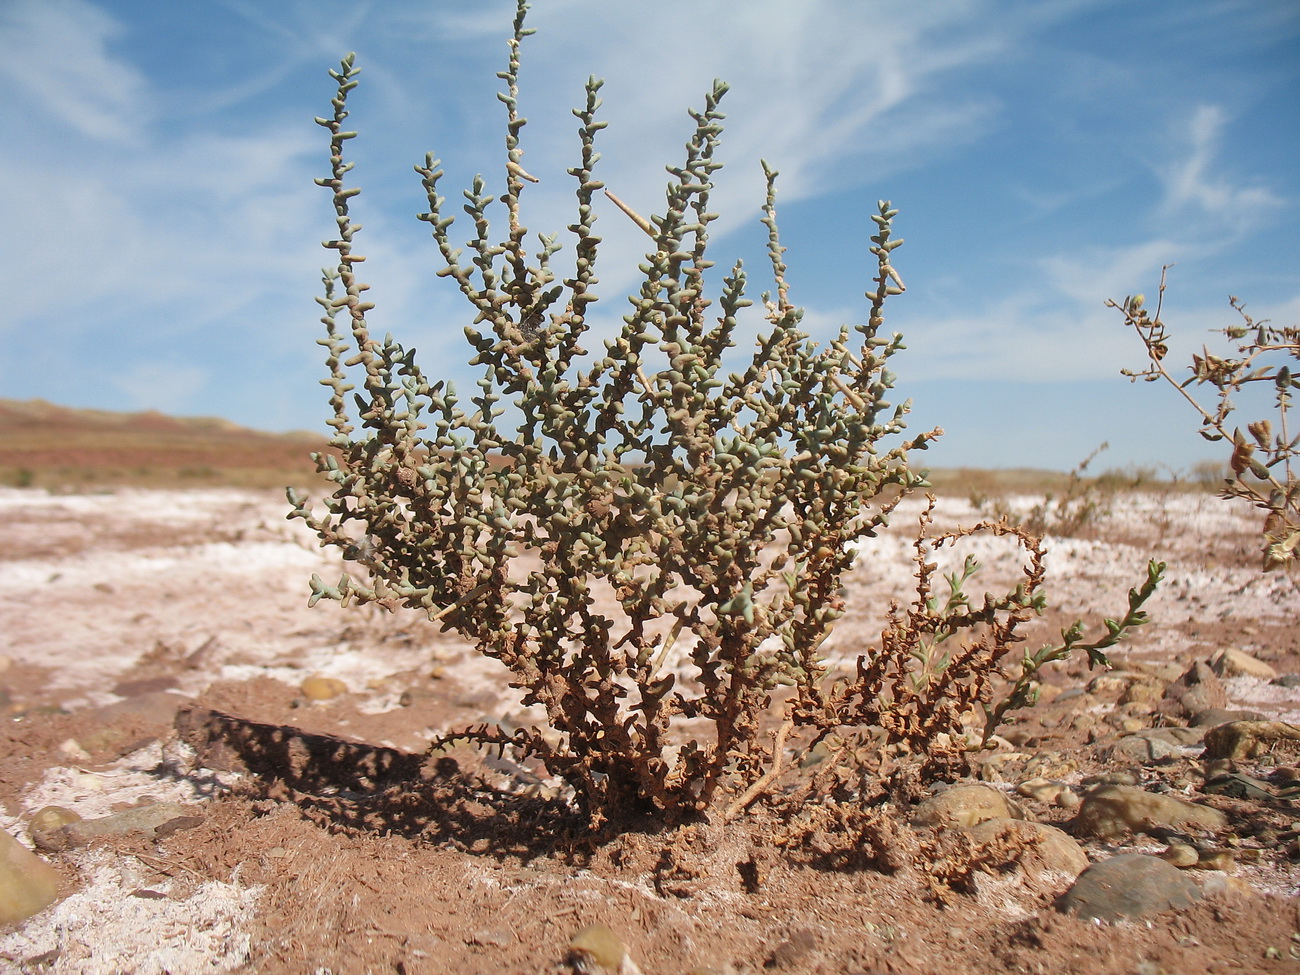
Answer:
289 0 941 825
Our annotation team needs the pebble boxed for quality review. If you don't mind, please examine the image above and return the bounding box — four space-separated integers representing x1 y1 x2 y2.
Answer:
1200 872 1257 898
1198 850 1235 871
1016 778 1065 802
1190 708 1266 728
0 828 62 924
1087 672 1145 698
1014 779 1081 810
36 801 197 852
1109 735 1181 764
569 924 640 974
1164 661 1228 716
1203 720 1300 761
1159 843 1200 868
27 806 82 852
57 738 93 763
962 818 1089 878
1055 788 1081 811
1034 683 1065 705
1073 785 1227 840
1271 674 1300 689
1058 853 1202 922
1118 680 1164 706
911 784 1026 829
1210 649 1278 681
300 676 348 701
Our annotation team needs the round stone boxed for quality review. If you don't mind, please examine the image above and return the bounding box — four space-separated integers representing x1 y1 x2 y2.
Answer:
28 805 81 852
963 818 1089 878
300 675 348 701
1058 853 1202 922
0 828 62 924
1073 784 1227 840
911 784 1025 829
1159 843 1200 868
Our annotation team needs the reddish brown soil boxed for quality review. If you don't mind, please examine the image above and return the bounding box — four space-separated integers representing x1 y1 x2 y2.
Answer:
0 433 1298 973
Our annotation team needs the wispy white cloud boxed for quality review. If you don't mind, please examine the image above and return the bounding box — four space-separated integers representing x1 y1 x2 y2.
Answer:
402 0 1070 307
1158 103 1284 222
3 0 1293 467
1038 239 1185 308
4 0 150 143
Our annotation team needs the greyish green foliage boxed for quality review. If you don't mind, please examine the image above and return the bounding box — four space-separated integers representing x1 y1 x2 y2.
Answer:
289 0 1158 827
288 2 933 824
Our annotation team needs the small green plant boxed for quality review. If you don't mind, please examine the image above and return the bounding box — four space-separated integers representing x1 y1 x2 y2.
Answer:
970 443 1112 537
1114 267 1300 571
290 0 1159 828
1023 442 1109 536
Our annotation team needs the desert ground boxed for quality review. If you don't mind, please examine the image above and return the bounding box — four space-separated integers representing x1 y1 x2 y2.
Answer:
1 461 1299 975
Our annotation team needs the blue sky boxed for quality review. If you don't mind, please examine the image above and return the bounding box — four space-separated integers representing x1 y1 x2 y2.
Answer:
3 0 1297 473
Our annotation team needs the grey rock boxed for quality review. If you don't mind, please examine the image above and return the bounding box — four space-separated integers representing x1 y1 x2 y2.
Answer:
1082 771 1141 788
1271 674 1300 688
1203 720 1300 762
1110 726 1205 763
1191 708 1266 728
76 691 190 759
1110 735 1181 764
1141 727 1205 746
1164 661 1228 717
44 802 195 851
1073 785 1227 840
1202 773 1275 800
1058 854 1202 922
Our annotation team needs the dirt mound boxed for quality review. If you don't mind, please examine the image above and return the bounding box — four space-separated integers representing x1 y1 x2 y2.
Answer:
0 398 327 489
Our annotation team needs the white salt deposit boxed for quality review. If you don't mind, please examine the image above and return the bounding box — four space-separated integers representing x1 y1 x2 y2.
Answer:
0 848 261 974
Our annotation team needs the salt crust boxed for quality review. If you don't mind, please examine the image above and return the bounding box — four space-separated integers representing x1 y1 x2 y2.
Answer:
0 848 261 974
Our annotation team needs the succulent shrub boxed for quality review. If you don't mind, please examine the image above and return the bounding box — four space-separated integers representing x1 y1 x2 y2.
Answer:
290 0 1159 827
1115 268 1300 571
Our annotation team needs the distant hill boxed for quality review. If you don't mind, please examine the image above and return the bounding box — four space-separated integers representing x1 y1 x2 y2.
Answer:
0 398 1082 495
0 399 330 489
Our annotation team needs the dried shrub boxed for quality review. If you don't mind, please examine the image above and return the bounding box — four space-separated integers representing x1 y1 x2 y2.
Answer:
805 501 1163 773
1115 267 1300 571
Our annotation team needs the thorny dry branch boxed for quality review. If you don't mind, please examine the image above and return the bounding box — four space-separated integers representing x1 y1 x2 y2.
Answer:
1115 265 1300 572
